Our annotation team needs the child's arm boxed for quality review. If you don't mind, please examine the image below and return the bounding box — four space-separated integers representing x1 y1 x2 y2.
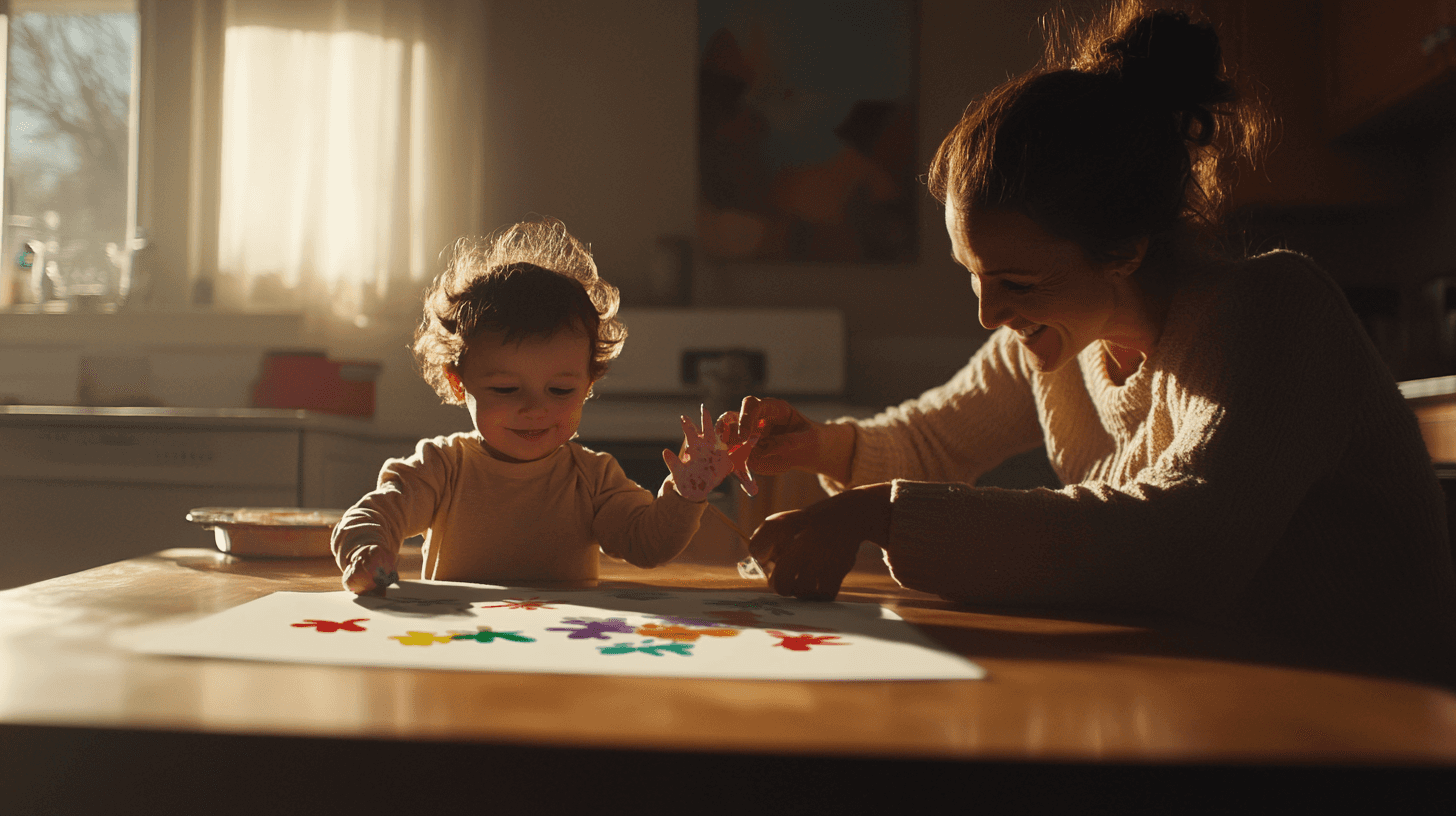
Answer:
331 437 452 593
587 407 753 568
589 464 707 568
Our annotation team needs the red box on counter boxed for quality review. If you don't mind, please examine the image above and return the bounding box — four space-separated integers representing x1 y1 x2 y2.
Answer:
251 351 382 418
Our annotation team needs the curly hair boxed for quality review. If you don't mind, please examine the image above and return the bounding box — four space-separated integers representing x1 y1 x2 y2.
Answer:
413 218 627 404
927 0 1270 263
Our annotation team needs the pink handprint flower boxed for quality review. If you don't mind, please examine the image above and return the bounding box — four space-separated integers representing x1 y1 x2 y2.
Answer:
662 404 760 502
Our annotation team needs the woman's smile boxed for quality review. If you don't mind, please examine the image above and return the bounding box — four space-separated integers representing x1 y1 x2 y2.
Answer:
947 204 1155 374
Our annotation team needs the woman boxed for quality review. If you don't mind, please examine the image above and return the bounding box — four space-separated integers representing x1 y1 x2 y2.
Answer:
738 3 1456 685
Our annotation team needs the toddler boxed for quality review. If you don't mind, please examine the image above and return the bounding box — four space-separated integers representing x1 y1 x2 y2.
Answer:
332 219 712 593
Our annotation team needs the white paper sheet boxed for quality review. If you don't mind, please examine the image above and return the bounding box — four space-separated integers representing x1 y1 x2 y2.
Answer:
117 581 986 681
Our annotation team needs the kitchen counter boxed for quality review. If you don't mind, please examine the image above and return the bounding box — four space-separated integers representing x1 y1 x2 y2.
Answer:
0 399 876 441
0 403 393 433
1403 377 1456 464
577 397 875 442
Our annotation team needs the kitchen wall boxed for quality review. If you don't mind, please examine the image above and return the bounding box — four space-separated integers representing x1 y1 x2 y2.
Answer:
477 0 1056 409
1 0 1062 441
39 0 1453 434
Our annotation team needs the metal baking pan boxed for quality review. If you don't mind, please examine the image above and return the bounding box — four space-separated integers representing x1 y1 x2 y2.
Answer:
186 507 344 558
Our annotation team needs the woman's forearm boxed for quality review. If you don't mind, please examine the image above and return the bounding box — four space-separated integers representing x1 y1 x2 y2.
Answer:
811 421 858 486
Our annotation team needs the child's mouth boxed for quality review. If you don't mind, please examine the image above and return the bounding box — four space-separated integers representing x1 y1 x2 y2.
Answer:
510 428 550 442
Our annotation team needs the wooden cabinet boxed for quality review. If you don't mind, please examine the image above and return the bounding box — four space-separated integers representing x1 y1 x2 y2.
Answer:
1323 0 1456 137
1199 0 1412 208
1199 0 1456 208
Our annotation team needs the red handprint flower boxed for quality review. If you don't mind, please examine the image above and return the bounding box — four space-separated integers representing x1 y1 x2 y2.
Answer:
477 597 560 610
662 405 760 502
767 631 846 652
292 618 368 632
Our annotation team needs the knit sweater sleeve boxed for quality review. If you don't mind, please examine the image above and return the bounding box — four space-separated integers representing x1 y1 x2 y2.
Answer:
577 446 708 568
829 328 1046 493
884 254 1359 616
330 435 455 572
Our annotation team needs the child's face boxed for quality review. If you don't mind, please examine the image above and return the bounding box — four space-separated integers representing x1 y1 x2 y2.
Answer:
453 328 592 463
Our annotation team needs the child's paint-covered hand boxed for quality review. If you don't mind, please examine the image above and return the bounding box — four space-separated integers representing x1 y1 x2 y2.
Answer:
662 404 760 502
341 544 397 595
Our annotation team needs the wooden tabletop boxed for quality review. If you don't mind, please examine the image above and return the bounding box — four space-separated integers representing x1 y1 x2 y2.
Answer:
3 548 1455 813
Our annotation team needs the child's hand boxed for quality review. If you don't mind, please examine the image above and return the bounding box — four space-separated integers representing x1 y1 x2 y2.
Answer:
662 404 760 502
342 544 397 595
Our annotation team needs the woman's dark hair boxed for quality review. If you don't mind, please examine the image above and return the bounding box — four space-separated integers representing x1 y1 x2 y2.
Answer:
928 1 1269 263
413 218 626 404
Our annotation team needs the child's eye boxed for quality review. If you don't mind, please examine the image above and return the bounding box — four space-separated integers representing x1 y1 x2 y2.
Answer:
488 387 518 395
549 387 576 397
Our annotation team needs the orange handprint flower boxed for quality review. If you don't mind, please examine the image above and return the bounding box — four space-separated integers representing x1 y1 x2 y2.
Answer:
636 622 742 642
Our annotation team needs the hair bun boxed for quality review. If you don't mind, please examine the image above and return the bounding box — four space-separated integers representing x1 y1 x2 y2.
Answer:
1100 10 1228 112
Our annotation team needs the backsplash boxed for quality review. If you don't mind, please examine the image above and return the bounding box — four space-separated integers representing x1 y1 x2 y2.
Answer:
0 312 306 408
596 308 846 397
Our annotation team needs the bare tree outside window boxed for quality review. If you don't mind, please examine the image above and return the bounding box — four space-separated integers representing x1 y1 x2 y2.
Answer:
4 5 136 311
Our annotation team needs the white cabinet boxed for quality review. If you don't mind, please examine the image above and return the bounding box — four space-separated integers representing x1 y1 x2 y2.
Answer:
0 408 414 589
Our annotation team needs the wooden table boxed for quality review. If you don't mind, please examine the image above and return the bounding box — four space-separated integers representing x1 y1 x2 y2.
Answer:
2 549 1455 814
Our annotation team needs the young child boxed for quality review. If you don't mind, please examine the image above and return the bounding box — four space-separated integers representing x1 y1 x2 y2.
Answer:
332 218 718 593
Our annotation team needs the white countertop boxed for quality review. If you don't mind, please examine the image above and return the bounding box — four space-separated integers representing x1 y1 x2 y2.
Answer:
0 400 881 444
577 398 876 442
1400 376 1456 400
0 405 398 437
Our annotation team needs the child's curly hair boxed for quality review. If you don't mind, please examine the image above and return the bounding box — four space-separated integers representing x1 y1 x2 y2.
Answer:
413 218 626 404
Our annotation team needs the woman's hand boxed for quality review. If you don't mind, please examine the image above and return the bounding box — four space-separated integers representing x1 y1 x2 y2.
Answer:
727 396 855 482
341 544 397 595
747 482 892 601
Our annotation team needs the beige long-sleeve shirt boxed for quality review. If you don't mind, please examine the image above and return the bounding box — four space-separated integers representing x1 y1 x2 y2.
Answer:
332 436 705 584
837 250 1456 684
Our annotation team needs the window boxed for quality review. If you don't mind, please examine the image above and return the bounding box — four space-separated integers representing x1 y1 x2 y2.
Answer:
216 9 427 320
0 0 486 321
1 0 138 312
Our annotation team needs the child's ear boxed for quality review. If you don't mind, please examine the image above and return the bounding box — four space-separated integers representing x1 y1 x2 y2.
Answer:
443 364 466 402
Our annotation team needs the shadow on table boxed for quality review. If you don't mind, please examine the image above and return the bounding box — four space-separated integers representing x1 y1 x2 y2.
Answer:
879 591 1456 691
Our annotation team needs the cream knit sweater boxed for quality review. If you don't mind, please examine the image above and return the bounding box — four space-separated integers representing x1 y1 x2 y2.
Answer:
837 250 1456 684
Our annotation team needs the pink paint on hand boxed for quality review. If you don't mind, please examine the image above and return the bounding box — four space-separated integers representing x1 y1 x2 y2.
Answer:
662 405 761 502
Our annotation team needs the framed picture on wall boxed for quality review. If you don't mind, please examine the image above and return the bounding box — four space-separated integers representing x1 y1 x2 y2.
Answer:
697 0 918 263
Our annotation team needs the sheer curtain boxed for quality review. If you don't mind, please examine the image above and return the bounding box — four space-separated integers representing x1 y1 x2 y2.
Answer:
215 0 484 322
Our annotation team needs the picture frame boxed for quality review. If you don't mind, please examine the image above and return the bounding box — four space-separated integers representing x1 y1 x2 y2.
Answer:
697 0 919 263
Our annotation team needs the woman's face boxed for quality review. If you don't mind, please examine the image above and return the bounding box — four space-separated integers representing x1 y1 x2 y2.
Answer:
452 328 592 463
945 203 1142 373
